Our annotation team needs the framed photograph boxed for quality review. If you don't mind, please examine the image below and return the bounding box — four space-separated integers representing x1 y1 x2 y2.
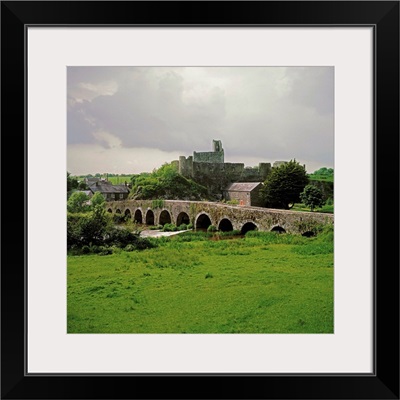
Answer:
2 1 399 399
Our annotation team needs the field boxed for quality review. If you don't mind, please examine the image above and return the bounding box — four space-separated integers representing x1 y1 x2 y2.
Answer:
106 175 132 185
291 203 334 213
67 227 334 334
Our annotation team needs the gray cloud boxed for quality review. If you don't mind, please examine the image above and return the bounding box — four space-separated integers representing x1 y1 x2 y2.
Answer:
67 66 333 173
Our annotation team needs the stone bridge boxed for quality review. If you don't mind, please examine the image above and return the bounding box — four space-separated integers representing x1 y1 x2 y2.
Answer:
105 200 334 235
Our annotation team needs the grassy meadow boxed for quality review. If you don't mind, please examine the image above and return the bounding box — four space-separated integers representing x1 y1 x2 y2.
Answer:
67 227 334 334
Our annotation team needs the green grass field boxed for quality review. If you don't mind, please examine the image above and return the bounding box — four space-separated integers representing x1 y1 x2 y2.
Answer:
67 228 334 334
291 203 334 213
308 174 334 182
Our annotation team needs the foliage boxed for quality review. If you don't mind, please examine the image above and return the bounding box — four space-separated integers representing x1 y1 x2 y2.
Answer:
113 213 127 224
129 162 208 201
90 192 106 208
311 167 334 177
104 228 155 250
300 185 325 212
67 191 90 213
152 199 165 209
162 223 178 232
309 167 334 182
207 225 217 232
67 172 79 193
261 160 309 209
67 206 113 247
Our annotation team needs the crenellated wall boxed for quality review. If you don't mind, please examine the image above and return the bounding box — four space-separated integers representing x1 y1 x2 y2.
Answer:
174 140 273 198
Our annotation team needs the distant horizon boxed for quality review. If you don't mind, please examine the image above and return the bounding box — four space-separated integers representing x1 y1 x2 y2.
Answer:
70 162 333 178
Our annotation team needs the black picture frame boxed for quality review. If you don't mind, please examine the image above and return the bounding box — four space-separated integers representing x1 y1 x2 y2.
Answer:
2 1 399 399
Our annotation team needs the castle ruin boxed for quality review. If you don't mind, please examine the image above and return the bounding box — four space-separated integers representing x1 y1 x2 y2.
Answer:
174 140 273 199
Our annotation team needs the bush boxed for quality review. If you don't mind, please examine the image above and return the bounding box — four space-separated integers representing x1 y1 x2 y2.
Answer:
99 247 113 256
67 206 112 247
113 213 127 224
178 223 188 231
226 199 239 205
207 225 217 232
99 228 156 251
162 223 178 232
187 223 194 230
149 225 163 230
81 245 91 254
124 244 136 252
325 197 333 205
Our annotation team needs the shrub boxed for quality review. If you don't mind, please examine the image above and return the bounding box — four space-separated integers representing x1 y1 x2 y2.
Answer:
226 199 239 205
81 245 91 254
162 223 178 232
325 197 333 205
149 225 163 230
151 199 165 209
99 247 113 256
187 223 194 230
207 225 217 232
113 213 127 224
67 206 112 247
124 244 136 252
178 223 188 231
104 228 155 250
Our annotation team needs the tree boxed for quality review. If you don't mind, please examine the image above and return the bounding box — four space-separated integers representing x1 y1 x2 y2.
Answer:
67 205 112 247
300 185 325 212
67 171 79 193
261 160 309 209
129 162 208 201
67 191 90 213
90 192 106 208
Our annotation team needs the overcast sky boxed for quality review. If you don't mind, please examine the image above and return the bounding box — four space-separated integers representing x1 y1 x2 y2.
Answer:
67 66 334 176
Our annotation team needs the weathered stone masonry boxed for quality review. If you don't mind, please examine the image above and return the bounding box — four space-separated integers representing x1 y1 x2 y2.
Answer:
106 199 334 235
175 140 272 198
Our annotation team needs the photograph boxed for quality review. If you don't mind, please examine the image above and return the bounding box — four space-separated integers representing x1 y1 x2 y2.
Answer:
67 66 334 334
2 0 399 398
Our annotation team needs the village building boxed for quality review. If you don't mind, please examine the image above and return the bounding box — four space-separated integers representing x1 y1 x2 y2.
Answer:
88 180 130 201
223 182 264 207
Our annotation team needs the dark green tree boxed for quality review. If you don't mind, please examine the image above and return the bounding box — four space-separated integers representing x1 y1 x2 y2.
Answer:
261 160 309 209
300 184 325 211
67 171 79 193
67 205 112 247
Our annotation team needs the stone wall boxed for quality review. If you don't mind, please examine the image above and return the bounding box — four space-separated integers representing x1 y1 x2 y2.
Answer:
107 199 334 234
193 150 224 163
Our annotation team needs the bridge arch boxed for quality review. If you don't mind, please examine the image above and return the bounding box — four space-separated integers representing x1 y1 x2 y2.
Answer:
195 212 213 230
159 209 172 226
107 208 112 213
176 212 190 226
124 209 131 220
302 230 315 237
218 218 234 232
271 225 286 234
115 209 121 214
145 209 155 225
134 209 143 224
241 221 258 234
